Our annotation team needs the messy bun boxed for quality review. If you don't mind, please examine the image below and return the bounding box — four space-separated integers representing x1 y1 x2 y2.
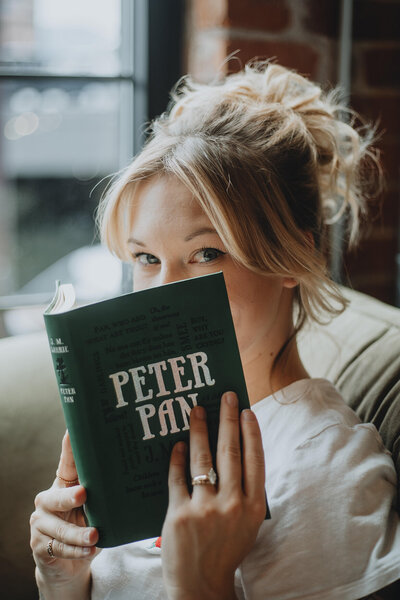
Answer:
166 61 380 249
98 60 381 332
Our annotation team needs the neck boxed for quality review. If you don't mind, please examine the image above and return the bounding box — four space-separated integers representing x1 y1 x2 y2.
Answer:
243 340 310 406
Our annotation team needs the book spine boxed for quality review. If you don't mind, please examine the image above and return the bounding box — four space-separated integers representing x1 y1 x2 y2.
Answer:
43 314 110 540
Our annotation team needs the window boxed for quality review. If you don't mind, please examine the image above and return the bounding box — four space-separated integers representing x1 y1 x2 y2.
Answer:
0 0 137 336
0 0 184 338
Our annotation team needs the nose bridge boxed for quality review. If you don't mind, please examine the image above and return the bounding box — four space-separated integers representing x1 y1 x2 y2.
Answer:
159 261 186 286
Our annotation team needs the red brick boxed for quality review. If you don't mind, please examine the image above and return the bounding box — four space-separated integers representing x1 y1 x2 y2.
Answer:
348 280 397 305
351 94 400 137
379 140 400 185
344 233 397 276
188 32 228 82
360 190 399 232
191 0 228 29
378 191 400 227
361 196 387 230
353 0 400 41
226 0 290 32
364 48 400 89
225 39 319 79
302 0 340 39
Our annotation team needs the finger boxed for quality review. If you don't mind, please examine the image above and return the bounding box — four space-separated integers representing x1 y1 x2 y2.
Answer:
189 406 216 492
167 442 190 505
216 392 242 493
36 532 97 561
50 537 98 560
55 430 79 487
240 409 266 501
37 512 98 549
36 484 86 513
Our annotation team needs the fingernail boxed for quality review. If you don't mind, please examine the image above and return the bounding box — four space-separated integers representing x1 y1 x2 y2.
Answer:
176 441 187 454
242 409 255 421
225 392 238 408
194 406 206 420
83 547 91 555
84 531 92 544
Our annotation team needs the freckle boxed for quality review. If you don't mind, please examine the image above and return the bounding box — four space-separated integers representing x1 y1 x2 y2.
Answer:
270 352 274 357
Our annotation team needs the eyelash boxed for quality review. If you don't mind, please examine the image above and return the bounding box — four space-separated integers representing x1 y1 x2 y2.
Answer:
132 252 159 265
192 247 226 263
132 247 226 266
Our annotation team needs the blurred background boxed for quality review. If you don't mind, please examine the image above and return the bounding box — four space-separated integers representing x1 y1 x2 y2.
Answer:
0 0 399 338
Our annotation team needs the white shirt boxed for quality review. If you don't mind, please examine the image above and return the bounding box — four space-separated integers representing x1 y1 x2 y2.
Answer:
91 379 400 599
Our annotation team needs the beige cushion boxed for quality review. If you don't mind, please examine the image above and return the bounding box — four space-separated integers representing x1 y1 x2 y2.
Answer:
0 332 64 598
299 286 400 502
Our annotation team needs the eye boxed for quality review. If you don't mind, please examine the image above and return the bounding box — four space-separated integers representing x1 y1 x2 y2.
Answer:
133 252 160 265
191 248 226 263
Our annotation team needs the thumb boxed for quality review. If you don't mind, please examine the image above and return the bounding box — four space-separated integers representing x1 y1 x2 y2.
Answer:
54 430 79 488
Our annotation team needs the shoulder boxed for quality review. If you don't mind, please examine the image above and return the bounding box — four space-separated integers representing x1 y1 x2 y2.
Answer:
255 377 397 513
240 379 400 600
253 378 365 454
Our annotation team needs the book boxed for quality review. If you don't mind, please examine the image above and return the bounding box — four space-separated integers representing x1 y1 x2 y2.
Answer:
44 272 264 548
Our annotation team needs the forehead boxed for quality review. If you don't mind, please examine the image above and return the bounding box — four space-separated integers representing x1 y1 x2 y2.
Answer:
131 175 208 226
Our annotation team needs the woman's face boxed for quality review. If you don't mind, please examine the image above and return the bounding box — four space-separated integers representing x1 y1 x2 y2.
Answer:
127 176 296 368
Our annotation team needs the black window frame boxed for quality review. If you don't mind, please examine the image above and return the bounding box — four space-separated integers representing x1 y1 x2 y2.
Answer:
0 0 184 310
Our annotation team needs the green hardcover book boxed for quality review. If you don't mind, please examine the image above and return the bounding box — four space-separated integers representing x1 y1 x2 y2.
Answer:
44 272 261 548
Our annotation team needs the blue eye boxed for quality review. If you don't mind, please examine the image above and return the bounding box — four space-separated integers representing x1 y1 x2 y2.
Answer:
193 248 225 263
134 253 160 265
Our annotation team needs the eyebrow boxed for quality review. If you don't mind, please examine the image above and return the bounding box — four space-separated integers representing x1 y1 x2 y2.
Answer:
127 237 145 247
184 227 218 242
127 227 218 246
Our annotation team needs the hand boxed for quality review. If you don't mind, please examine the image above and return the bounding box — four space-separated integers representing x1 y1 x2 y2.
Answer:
161 392 266 600
30 431 99 591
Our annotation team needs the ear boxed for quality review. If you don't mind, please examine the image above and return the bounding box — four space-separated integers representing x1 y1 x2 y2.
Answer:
282 277 299 289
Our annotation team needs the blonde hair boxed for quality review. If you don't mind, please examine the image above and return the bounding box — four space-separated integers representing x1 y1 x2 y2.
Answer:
98 60 381 332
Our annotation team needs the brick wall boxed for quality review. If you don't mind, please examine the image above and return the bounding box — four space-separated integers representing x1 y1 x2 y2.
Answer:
185 0 400 306
345 0 400 304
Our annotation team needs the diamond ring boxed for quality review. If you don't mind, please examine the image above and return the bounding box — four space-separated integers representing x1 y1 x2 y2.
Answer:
192 467 218 486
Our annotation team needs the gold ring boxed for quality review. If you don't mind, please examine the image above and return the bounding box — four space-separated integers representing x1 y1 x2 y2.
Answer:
47 538 55 558
192 467 217 486
56 470 79 486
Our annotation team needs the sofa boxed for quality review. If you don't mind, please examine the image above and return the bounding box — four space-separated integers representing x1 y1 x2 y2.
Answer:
1 286 400 599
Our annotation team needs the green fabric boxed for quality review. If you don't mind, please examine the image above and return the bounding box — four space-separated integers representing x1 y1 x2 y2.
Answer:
334 325 400 510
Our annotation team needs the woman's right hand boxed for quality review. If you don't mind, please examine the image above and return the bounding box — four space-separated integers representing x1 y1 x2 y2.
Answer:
30 431 99 592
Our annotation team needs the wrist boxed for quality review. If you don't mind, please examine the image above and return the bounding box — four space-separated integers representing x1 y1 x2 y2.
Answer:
203 572 237 600
35 566 92 600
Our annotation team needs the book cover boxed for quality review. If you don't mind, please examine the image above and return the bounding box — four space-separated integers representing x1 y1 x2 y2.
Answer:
44 272 262 548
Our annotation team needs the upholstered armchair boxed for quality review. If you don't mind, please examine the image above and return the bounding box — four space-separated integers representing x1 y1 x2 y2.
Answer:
1 286 399 599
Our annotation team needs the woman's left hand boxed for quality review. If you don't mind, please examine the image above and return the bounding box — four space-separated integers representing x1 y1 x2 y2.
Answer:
161 392 266 600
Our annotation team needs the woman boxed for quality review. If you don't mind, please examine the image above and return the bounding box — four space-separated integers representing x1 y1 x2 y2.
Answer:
30 61 400 599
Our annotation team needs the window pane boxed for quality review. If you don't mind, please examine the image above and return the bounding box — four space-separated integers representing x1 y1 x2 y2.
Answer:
0 0 123 75
0 79 130 304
